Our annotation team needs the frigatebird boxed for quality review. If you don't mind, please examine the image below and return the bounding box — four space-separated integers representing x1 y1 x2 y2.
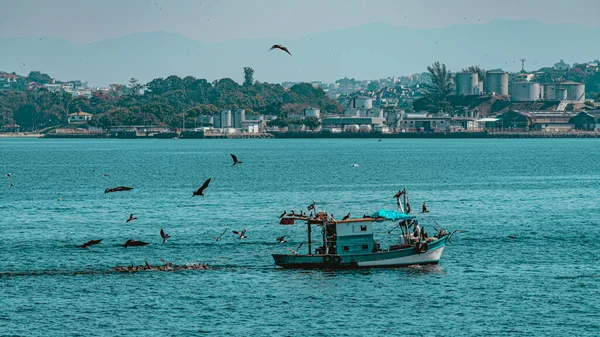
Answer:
192 178 211 197
269 44 292 56
421 202 430 213
123 239 149 248
126 214 137 223
210 228 228 241
78 239 102 249
230 154 242 166
233 229 247 240
105 186 133 194
160 229 171 244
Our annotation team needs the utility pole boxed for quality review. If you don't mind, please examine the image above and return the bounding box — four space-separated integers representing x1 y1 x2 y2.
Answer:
520 58 526 72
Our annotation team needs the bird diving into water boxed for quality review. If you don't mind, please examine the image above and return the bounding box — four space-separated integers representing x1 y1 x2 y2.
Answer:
123 239 149 248
126 214 137 223
78 239 102 249
269 44 292 56
192 178 211 197
233 229 247 240
230 154 242 166
160 229 171 244
210 228 228 241
105 186 133 194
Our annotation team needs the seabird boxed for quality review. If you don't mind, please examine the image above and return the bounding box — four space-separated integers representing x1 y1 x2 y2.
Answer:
123 239 149 248
393 190 405 199
406 202 411 214
351 164 359 167
160 229 171 244
276 235 287 243
6 173 11 179
421 202 430 213
230 154 242 166
342 213 350 220
210 228 228 241
287 242 304 254
9 183 14 187
126 214 137 223
192 178 211 197
78 239 102 249
279 210 286 218
232 229 247 240
105 186 133 194
269 44 292 56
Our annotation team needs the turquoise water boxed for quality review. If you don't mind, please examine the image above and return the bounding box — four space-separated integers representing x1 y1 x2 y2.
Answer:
1 138 599 336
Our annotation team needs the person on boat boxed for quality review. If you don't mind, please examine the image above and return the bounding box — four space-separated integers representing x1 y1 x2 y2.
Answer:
413 222 421 242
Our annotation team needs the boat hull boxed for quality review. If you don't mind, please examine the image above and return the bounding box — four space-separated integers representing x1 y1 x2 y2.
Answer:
273 236 447 269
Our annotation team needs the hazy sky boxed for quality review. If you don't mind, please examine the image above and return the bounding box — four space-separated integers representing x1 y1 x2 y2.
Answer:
1 0 599 43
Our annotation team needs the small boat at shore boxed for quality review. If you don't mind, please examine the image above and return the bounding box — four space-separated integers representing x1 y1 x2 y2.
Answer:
273 190 456 269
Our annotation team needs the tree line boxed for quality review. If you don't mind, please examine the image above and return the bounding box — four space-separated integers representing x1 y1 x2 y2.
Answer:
0 68 342 131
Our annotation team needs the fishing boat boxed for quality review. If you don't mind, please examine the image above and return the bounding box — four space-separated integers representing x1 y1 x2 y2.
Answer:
273 189 455 269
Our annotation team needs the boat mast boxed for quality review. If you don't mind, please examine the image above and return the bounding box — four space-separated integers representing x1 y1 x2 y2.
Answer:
306 201 316 255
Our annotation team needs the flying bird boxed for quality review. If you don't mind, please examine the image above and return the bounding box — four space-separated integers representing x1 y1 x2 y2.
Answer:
287 242 304 254
210 228 228 241
160 229 171 244
126 214 137 223
276 235 287 243
105 186 133 194
393 190 405 199
279 210 287 218
123 239 149 248
233 229 247 240
78 239 102 249
421 202 430 213
269 44 292 56
192 178 211 197
342 213 350 220
230 154 242 166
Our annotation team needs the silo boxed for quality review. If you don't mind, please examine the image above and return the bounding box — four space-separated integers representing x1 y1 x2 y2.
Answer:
510 82 540 101
556 88 567 100
562 82 585 102
543 84 556 100
302 107 320 119
455 72 478 95
351 96 373 109
233 109 245 129
486 71 509 95
219 109 232 128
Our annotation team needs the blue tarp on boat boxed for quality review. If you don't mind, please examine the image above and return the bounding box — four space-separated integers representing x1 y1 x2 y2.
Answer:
371 209 414 222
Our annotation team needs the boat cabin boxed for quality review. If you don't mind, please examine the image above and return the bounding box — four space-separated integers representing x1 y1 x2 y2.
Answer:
314 219 379 256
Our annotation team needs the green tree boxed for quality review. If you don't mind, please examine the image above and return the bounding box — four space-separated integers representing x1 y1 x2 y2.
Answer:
243 67 255 86
128 78 143 95
462 65 486 83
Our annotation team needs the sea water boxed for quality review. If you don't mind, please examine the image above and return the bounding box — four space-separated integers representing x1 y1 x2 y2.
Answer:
1 138 599 336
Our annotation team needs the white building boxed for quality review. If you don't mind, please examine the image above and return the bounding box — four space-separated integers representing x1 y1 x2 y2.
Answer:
68 111 93 124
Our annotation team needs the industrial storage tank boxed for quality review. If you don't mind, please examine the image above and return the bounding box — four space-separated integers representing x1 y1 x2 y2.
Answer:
510 82 540 101
302 107 320 119
543 84 557 100
345 124 360 133
350 96 373 109
455 72 478 95
556 88 567 100
359 125 372 133
562 81 585 102
486 71 509 95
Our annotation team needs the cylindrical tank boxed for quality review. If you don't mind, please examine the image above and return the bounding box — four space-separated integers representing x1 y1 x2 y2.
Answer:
455 72 478 95
562 82 585 102
302 108 320 118
351 96 373 109
510 82 540 101
543 84 556 100
556 88 567 100
485 71 509 95
345 124 360 133
359 124 372 133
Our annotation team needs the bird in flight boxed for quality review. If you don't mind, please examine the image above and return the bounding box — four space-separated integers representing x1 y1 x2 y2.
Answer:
210 228 228 241
160 229 171 244
276 235 287 243
287 242 304 254
78 239 102 249
192 178 211 197
105 186 133 194
421 202 430 213
393 189 405 199
342 213 350 220
123 239 149 248
126 214 137 223
233 229 247 240
269 44 292 56
230 154 242 166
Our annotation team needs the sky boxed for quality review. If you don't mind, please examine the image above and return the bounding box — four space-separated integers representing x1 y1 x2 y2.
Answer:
0 0 599 44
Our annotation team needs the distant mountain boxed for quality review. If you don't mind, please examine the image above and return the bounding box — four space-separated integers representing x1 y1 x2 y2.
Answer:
1 19 599 86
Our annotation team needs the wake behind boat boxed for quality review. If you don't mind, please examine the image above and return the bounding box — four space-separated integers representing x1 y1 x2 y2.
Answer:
273 189 457 269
